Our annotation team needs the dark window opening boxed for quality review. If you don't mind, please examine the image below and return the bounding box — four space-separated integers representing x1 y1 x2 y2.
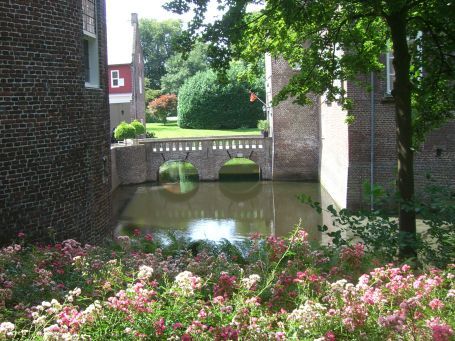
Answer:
83 39 90 83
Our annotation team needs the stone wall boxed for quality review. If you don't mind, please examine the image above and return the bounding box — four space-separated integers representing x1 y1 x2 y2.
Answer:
0 0 112 245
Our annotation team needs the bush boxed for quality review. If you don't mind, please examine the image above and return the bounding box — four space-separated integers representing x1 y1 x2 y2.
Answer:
145 131 156 138
257 120 269 131
148 94 178 124
130 120 146 136
113 121 136 141
177 70 265 129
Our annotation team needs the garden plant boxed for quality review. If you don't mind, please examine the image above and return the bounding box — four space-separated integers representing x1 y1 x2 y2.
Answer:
0 225 453 340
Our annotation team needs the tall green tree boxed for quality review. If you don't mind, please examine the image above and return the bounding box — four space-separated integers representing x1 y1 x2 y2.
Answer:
165 0 455 258
139 18 182 88
161 42 210 94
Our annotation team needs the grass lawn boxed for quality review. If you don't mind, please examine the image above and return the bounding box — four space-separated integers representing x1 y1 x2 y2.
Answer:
147 122 261 139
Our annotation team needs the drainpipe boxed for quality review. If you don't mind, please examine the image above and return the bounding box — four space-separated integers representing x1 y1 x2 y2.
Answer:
370 71 375 210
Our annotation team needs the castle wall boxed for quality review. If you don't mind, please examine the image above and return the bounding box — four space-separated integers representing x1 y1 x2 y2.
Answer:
0 0 112 244
266 56 320 180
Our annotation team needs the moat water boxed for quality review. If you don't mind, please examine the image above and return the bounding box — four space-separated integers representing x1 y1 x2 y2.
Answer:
112 161 338 243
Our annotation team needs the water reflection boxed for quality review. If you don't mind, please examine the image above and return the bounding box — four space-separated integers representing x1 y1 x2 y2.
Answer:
113 181 337 243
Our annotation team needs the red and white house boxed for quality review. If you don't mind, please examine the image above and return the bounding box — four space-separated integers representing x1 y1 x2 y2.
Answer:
107 13 145 131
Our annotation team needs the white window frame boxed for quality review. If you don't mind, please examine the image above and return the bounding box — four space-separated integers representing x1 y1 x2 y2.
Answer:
111 70 120 88
82 0 99 88
386 52 395 95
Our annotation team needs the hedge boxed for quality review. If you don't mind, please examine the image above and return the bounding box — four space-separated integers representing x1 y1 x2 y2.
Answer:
177 70 265 129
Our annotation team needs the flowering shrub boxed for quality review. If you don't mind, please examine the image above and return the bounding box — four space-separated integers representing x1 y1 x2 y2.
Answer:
148 94 178 124
0 229 453 340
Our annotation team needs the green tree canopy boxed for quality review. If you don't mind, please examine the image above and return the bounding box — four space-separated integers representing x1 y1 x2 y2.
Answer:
161 42 210 94
165 0 455 258
178 61 265 129
139 18 182 88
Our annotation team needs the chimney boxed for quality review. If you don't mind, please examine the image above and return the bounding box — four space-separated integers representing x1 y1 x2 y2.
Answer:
131 13 138 26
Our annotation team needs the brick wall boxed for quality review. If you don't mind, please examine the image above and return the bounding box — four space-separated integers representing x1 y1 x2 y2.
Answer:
0 0 112 245
346 70 454 210
267 57 320 180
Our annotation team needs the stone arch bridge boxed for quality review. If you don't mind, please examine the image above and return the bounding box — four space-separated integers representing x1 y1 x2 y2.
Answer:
112 136 272 188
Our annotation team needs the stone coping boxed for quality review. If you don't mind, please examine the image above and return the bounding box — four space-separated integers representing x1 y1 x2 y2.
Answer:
139 135 270 143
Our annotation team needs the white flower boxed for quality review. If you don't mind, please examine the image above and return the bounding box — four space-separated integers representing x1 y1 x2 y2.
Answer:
288 300 327 329
175 271 202 296
0 322 15 337
137 265 154 280
241 274 261 290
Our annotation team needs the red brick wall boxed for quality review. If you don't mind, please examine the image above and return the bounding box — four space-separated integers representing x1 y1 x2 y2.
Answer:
268 57 320 180
0 0 112 245
108 64 132 94
346 69 454 210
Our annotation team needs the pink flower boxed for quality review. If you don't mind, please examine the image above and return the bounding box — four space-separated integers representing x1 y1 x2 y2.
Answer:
17 232 26 239
154 318 166 336
198 309 207 319
426 318 453 341
275 331 286 340
144 233 154 241
428 299 444 310
133 229 141 236
325 331 336 341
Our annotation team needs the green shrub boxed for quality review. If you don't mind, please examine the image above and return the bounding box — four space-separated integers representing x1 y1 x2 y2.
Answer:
131 120 146 136
177 70 265 129
114 121 136 140
257 120 269 131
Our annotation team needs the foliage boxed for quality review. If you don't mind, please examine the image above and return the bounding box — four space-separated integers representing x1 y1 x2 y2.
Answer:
148 94 178 124
161 42 210 94
299 183 455 267
144 83 161 105
178 63 265 129
113 122 136 141
145 131 156 139
164 0 455 258
0 229 453 339
257 120 269 132
139 19 182 88
130 120 146 136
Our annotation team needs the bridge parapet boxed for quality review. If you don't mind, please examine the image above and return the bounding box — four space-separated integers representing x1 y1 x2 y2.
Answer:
142 136 267 154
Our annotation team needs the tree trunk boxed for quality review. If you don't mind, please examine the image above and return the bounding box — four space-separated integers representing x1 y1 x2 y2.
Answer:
387 10 417 259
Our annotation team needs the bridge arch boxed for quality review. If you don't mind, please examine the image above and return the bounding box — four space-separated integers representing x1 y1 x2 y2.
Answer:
218 157 261 181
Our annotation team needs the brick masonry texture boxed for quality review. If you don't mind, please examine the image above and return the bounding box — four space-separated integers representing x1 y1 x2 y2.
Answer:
0 0 112 245
270 57 454 209
346 71 455 210
268 57 320 181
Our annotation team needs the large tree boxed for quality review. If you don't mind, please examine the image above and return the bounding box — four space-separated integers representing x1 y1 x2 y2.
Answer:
161 42 210 94
165 0 455 258
139 18 183 88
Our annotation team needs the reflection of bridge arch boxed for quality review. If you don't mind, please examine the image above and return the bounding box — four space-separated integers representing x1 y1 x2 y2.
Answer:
144 136 272 181
158 160 199 181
